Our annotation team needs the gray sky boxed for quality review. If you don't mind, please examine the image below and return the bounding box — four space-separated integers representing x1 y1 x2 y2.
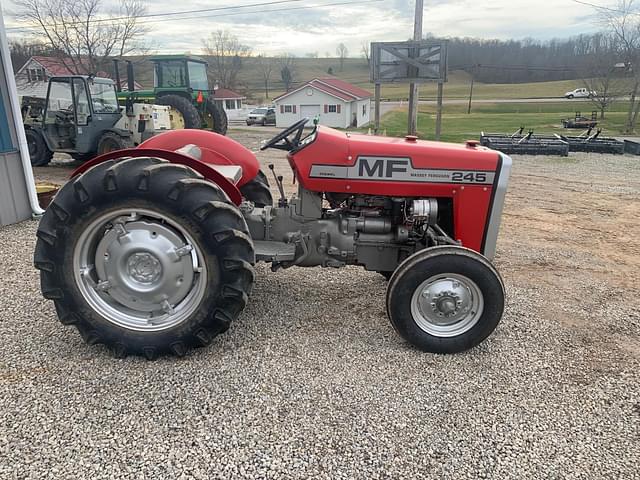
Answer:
5 0 601 56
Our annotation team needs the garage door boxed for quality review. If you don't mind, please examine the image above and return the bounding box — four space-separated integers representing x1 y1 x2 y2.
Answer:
300 104 321 123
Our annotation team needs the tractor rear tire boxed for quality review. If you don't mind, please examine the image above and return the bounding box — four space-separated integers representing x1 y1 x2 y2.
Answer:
386 246 504 354
26 129 53 167
204 101 228 135
239 169 273 207
34 157 255 359
97 131 131 155
157 94 201 129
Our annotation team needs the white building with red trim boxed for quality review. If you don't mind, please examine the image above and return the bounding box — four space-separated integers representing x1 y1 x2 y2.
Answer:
212 87 246 118
14 56 143 98
273 78 371 128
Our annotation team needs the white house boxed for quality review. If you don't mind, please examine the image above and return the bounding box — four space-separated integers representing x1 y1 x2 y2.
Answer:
15 56 141 99
212 88 246 121
273 78 371 128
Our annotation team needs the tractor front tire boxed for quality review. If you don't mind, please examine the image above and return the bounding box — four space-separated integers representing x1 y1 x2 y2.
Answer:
386 246 505 354
97 131 131 155
157 94 201 129
34 157 255 359
239 169 273 207
204 101 228 135
26 129 53 167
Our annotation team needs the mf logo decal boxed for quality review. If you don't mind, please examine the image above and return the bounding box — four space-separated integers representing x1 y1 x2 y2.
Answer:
358 157 408 178
309 156 495 184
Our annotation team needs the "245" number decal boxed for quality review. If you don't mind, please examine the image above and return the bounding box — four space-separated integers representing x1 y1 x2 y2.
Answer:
451 171 489 183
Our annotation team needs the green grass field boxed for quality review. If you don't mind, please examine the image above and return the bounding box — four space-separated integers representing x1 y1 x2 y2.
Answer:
374 102 632 143
241 59 588 102
124 55 635 140
126 56 588 102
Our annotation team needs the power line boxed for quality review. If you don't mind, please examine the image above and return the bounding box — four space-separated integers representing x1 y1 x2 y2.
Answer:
7 0 307 30
571 0 640 16
135 0 385 27
7 0 383 31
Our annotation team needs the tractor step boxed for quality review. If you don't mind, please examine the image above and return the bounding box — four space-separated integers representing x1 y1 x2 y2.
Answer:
254 240 296 262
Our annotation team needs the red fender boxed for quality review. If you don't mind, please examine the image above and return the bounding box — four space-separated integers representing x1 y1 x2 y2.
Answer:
139 130 260 187
71 148 243 205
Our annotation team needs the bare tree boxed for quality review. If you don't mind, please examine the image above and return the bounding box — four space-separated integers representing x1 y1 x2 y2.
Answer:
9 39 58 73
361 42 370 66
279 54 296 92
202 30 251 89
256 54 275 99
597 0 640 131
18 0 148 75
114 0 148 58
580 34 626 119
336 43 348 71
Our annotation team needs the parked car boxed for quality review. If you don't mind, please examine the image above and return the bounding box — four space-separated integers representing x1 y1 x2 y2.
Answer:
564 88 596 99
246 107 276 126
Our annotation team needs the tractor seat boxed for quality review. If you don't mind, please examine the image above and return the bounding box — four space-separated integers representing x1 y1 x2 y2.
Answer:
175 144 243 185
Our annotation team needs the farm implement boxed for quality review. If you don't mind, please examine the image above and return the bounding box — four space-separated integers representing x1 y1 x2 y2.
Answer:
481 127 625 156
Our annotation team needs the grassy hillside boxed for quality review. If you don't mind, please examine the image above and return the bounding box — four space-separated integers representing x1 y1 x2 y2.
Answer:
124 56 587 103
376 102 632 143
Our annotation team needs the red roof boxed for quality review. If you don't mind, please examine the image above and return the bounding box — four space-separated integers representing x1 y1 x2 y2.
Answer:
27 56 146 89
314 78 372 99
29 56 108 76
213 88 245 99
274 77 372 102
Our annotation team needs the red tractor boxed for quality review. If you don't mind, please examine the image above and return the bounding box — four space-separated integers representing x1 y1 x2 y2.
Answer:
34 119 511 358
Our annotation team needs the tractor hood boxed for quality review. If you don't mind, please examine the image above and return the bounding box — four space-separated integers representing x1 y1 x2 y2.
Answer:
289 126 511 260
290 126 502 186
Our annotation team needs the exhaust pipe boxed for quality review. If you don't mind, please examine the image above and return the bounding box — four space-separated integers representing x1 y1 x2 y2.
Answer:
113 59 121 92
126 61 135 92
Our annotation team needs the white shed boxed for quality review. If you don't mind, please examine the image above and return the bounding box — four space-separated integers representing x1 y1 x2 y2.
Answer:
273 78 371 129
212 87 246 121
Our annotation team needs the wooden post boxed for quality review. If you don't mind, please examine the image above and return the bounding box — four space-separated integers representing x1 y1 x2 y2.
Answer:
435 82 443 140
467 75 474 114
374 82 381 134
407 0 424 135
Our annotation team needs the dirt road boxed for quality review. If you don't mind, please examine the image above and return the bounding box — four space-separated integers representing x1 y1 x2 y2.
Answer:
15 128 639 477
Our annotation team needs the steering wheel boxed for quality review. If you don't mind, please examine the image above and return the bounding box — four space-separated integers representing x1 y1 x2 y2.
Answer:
55 109 74 124
260 117 310 151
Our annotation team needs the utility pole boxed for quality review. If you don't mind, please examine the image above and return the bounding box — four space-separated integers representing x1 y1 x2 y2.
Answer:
407 0 423 135
435 82 443 140
374 82 381 134
467 66 475 114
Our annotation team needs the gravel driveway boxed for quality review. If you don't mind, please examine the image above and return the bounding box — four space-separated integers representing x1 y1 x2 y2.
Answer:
1 131 639 479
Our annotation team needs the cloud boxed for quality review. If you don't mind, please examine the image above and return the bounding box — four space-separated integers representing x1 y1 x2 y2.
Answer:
5 0 601 56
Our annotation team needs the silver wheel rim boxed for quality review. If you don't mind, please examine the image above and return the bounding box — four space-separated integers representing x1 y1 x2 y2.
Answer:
410 273 484 337
73 208 207 332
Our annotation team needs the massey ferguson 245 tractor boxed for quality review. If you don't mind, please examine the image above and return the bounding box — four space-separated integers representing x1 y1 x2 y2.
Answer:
34 119 511 358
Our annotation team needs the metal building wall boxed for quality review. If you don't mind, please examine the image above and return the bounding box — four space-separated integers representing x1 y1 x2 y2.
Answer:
0 10 36 226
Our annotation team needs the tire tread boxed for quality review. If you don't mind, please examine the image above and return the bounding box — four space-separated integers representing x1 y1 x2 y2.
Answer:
34 157 255 359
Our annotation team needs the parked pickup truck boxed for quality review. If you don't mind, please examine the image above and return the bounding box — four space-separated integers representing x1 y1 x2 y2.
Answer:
564 88 596 99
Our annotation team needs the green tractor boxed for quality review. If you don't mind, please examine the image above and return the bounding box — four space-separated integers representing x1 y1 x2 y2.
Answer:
117 55 228 135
